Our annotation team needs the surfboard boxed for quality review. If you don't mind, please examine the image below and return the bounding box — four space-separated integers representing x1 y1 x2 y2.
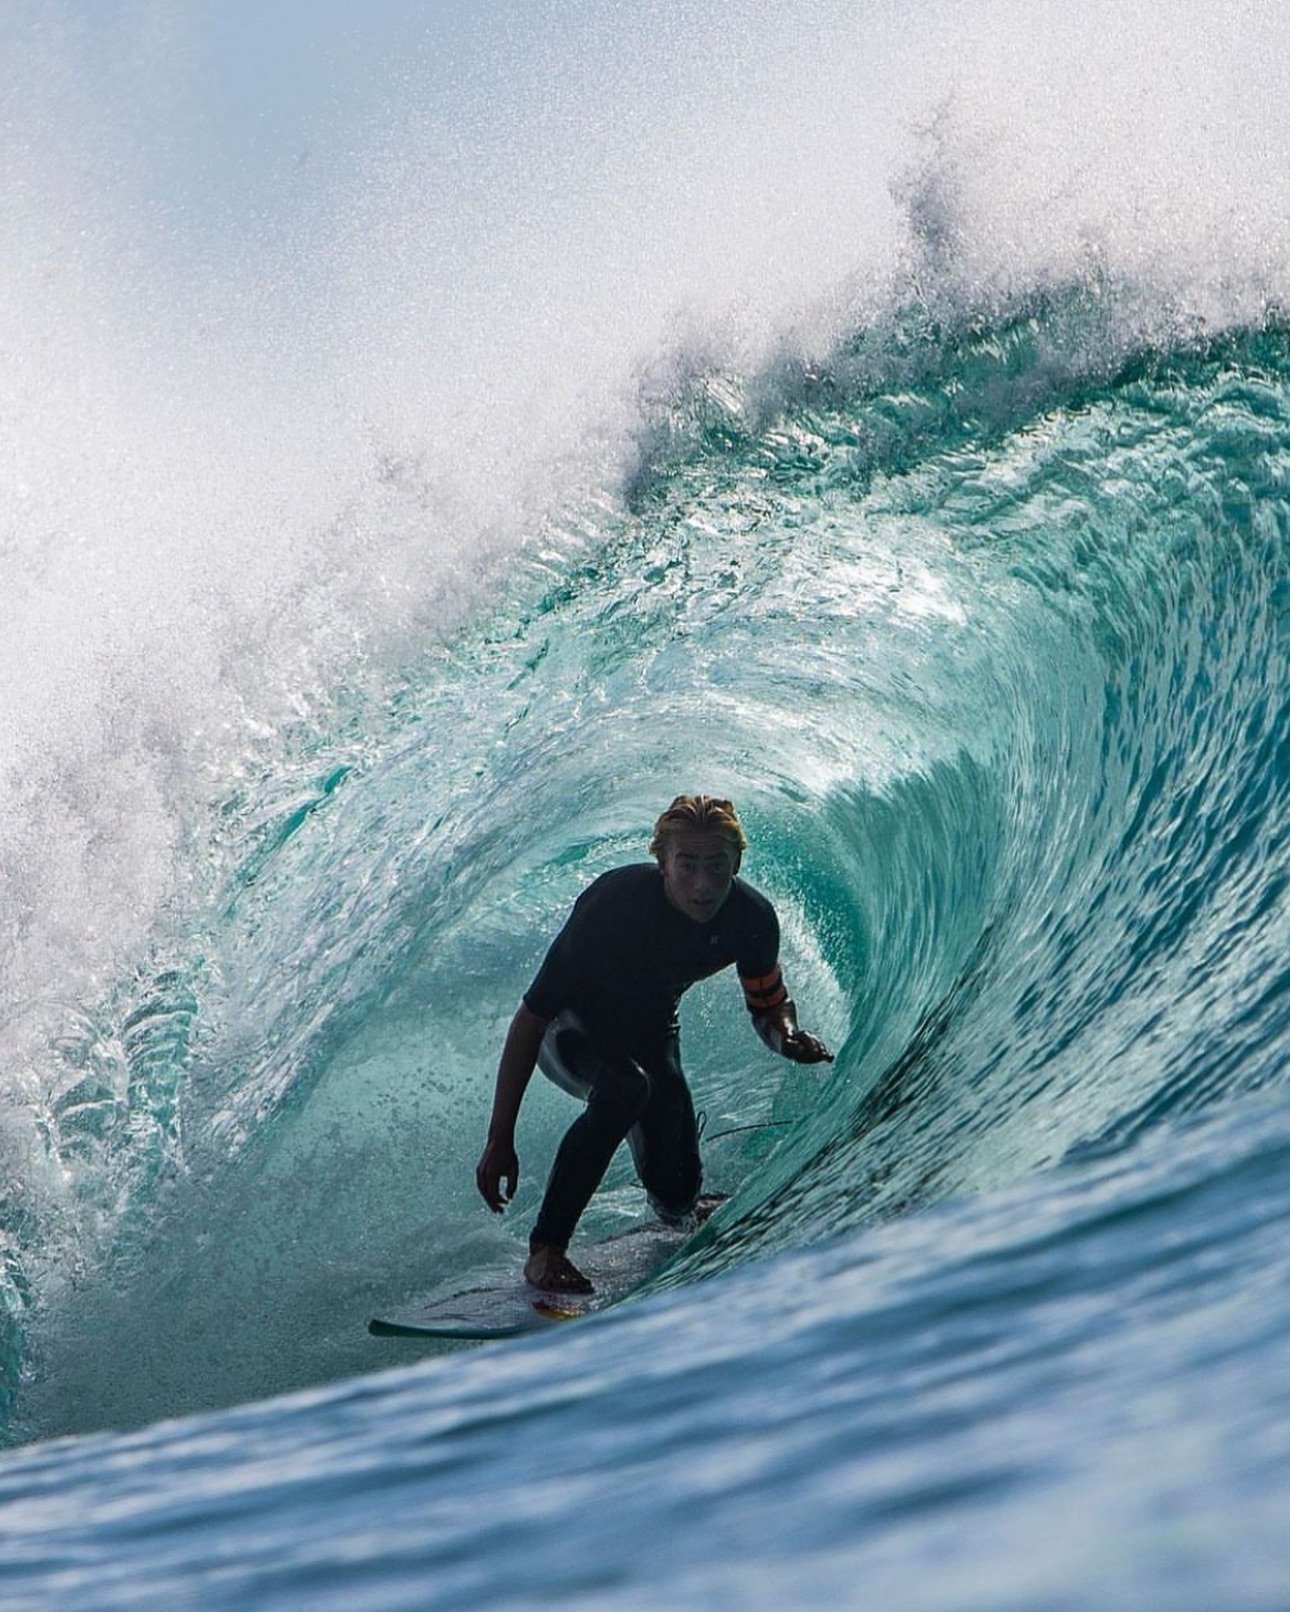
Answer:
368 1197 726 1341
368 1282 607 1340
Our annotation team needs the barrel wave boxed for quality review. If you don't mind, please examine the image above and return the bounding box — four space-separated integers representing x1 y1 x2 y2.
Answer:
3 3 1290 1606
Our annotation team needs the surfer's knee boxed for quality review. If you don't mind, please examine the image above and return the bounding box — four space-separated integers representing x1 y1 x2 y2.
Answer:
588 1058 652 1129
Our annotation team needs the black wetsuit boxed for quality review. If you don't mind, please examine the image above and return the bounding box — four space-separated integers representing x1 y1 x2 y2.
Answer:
523 864 780 1250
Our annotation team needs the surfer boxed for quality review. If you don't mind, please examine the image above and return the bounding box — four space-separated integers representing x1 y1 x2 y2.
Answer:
475 794 833 1293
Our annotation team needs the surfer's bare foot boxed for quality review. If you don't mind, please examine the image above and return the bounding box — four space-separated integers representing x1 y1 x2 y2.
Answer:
525 1245 594 1294
657 1192 728 1230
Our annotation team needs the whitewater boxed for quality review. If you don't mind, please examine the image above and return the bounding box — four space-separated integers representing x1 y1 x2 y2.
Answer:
3 1 1290 1606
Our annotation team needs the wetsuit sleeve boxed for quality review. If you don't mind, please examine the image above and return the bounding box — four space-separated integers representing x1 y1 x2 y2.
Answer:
521 874 612 1021
523 922 578 1022
735 889 784 1016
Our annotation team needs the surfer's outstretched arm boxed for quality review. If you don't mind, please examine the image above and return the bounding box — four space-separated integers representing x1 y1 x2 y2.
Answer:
476 1002 549 1212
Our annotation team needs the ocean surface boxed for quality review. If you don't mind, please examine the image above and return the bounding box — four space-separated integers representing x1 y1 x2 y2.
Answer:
3 3 1290 1607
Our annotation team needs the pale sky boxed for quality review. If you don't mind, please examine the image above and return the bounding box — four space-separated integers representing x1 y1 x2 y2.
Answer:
10 1 522 260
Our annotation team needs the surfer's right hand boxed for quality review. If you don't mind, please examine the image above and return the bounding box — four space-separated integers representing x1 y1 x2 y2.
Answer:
476 1137 519 1213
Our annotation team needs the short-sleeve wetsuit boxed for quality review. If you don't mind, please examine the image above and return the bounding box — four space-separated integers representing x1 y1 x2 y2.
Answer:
523 864 784 1250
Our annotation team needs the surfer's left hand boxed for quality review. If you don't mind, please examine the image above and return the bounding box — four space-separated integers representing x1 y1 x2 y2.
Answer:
782 1029 833 1064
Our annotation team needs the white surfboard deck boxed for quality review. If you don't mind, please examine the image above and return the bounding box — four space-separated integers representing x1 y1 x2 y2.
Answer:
369 1200 724 1341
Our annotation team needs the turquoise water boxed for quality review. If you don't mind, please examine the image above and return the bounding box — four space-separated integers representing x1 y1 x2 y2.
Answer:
4 4 1290 1606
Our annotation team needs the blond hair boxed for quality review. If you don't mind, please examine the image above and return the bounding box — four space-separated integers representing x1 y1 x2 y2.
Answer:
649 795 748 862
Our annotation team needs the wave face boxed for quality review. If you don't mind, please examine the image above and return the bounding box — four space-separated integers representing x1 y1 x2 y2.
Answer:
4 3 1290 1606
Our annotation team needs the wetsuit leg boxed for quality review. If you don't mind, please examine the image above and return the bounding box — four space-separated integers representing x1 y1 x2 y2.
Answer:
531 1020 702 1249
625 1032 702 1224
530 1023 653 1251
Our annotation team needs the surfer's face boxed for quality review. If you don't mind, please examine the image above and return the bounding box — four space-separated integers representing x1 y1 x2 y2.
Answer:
659 829 739 923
